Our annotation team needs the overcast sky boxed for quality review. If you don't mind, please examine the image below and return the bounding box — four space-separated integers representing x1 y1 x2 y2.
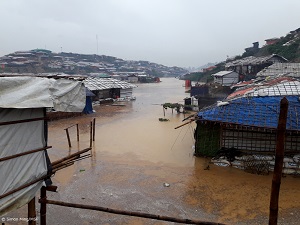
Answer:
1 0 300 68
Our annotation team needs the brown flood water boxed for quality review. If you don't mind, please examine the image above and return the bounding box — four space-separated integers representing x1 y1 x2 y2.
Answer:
4 78 300 224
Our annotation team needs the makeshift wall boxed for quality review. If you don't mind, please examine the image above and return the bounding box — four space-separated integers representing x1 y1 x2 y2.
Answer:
222 127 300 153
0 108 50 216
0 76 86 216
194 122 220 157
120 88 133 98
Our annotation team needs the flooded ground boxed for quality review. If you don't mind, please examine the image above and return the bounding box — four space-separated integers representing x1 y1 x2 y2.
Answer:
4 78 300 224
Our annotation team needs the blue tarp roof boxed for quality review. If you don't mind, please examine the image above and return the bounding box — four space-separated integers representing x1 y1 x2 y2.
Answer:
197 96 300 130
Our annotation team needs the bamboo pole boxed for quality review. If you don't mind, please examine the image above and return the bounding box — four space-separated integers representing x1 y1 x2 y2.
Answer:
0 146 52 162
0 148 91 200
52 154 91 173
0 174 49 200
40 187 47 225
76 124 79 142
269 97 288 225
174 119 195 129
44 199 226 225
0 117 47 126
64 124 77 130
51 148 91 166
93 118 96 141
90 121 93 148
65 128 71 147
28 197 36 225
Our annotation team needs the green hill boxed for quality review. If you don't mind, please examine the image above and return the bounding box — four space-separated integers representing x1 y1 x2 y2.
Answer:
184 27 300 82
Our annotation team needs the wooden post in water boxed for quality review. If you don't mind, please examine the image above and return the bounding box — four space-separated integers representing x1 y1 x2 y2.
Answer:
269 97 288 225
65 128 71 147
93 118 96 141
76 124 79 142
40 187 47 225
28 197 36 225
90 121 93 148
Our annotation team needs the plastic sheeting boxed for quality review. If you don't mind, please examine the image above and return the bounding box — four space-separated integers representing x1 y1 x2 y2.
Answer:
0 77 86 112
197 96 300 130
0 76 85 216
0 108 49 216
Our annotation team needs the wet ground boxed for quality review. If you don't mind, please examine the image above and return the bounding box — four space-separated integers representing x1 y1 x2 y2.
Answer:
4 78 300 224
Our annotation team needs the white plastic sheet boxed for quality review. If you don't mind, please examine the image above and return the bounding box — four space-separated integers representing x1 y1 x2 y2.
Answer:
0 108 47 216
0 77 85 112
0 76 86 215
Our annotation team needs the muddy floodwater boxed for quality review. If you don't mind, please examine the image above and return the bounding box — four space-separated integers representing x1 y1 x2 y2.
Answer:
5 78 300 225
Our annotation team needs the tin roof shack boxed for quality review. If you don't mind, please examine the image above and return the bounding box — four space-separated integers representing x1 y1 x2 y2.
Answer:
191 83 232 110
257 63 300 79
0 76 85 216
84 77 137 101
211 71 239 86
194 80 300 175
225 54 287 81
127 74 139 83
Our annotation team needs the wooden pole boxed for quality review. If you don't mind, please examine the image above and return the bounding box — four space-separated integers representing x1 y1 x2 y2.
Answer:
65 128 71 147
44 199 226 225
40 187 47 225
28 197 36 225
269 97 288 225
0 175 49 200
174 119 195 129
93 118 96 141
51 148 91 166
90 121 93 148
76 124 79 142
0 146 52 162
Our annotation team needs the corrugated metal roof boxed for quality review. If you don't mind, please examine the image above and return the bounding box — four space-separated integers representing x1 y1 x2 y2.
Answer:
212 71 237 77
228 78 300 100
225 54 287 68
84 77 137 91
257 63 300 78
245 81 300 97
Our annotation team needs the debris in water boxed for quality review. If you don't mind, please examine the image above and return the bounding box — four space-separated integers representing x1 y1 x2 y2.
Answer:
163 183 170 187
159 118 169 122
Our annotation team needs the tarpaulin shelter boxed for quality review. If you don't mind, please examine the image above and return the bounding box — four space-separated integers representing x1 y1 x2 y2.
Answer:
194 79 300 157
0 76 85 216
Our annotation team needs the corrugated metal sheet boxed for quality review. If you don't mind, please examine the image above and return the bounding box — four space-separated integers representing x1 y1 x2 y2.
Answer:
257 63 300 78
225 54 287 68
84 77 137 91
212 71 237 77
245 81 300 97
228 77 300 100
